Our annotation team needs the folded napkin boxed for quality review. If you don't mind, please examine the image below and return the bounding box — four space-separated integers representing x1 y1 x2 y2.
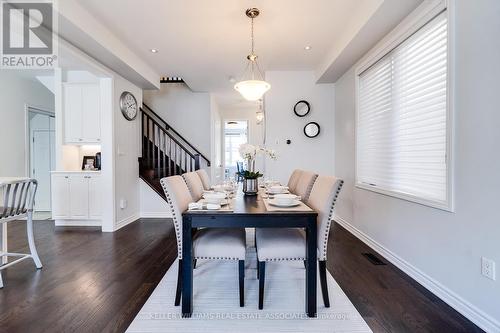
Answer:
188 202 221 210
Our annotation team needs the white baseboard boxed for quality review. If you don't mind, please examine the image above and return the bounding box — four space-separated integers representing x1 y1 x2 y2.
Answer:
333 215 500 333
54 219 101 227
140 212 172 219
114 213 140 231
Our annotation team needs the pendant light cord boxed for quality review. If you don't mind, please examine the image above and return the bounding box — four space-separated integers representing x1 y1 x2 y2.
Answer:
251 16 254 55
251 16 255 79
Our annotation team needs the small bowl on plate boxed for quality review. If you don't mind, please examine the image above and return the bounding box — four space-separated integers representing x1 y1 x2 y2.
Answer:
273 193 300 205
268 185 289 194
202 192 226 204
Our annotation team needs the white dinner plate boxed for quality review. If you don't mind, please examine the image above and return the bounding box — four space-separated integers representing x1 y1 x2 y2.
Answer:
268 199 301 207
202 199 229 206
266 190 290 195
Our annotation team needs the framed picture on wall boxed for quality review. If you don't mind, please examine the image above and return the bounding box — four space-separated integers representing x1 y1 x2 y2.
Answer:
82 156 96 170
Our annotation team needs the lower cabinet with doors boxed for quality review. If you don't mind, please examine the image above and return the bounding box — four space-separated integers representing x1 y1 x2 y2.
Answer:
51 171 102 226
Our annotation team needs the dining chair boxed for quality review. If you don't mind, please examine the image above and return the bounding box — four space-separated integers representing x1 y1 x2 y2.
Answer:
160 175 247 307
0 179 43 288
287 169 303 194
293 170 318 203
236 161 244 182
255 175 343 309
182 171 205 201
195 169 211 191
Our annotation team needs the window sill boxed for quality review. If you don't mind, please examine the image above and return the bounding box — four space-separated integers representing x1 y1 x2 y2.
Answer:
355 183 454 212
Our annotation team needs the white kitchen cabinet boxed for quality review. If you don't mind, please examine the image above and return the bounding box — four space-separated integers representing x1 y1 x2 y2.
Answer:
69 175 89 218
51 174 70 218
51 172 101 223
64 83 101 144
88 176 102 219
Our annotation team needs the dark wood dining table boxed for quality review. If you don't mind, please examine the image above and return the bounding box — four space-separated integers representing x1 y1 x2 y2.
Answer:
181 189 318 318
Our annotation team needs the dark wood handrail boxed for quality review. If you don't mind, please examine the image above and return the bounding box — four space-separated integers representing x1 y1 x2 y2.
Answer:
144 112 197 160
141 104 211 166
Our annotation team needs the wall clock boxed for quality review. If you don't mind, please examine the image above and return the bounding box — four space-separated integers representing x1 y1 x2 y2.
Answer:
120 91 138 121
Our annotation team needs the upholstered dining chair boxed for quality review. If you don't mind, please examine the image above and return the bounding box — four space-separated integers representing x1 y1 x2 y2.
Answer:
287 169 303 194
255 175 343 309
160 176 247 307
195 169 211 191
293 170 318 203
182 171 205 201
0 179 43 288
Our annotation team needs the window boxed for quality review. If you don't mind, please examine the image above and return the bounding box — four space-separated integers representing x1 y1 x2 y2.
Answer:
356 10 452 210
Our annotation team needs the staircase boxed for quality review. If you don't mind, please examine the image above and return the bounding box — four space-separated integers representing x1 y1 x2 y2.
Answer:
139 103 210 198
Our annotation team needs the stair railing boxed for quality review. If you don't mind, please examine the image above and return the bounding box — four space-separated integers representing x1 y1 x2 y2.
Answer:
141 109 201 179
142 103 211 167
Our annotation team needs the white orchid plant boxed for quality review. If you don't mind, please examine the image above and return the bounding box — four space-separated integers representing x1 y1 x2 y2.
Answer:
238 144 277 179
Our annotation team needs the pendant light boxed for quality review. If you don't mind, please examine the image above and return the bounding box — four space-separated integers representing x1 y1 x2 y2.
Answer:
234 8 271 101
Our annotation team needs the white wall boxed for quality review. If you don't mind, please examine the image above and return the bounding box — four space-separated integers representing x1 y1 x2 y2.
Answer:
210 96 223 184
0 71 54 177
114 76 143 228
333 1 500 331
143 83 211 158
139 179 171 218
264 71 335 184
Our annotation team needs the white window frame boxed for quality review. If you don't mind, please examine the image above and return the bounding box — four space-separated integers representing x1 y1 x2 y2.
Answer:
354 0 455 212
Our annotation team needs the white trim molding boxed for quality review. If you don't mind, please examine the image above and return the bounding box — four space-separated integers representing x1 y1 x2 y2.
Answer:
110 213 140 232
140 212 172 219
333 215 500 333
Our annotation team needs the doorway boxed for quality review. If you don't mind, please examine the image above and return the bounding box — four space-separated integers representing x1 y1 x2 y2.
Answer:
223 120 248 180
28 107 55 212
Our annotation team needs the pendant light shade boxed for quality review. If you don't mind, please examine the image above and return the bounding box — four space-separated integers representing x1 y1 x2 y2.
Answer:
234 80 270 102
235 8 271 101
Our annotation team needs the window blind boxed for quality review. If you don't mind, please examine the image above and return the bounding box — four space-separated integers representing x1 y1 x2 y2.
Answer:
356 11 448 205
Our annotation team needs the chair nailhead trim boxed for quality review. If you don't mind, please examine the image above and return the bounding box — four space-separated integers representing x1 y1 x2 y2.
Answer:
260 257 306 262
304 174 319 202
161 180 183 259
320 180 343 261
194 257 243 260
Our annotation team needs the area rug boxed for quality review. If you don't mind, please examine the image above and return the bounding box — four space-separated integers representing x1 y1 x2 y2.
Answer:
127 231 372 333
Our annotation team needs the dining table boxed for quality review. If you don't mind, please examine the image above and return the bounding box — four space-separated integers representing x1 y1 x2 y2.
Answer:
181 187 319 318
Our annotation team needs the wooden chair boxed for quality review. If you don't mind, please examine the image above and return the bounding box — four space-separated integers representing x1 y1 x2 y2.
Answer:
0 179 43 288
255 175 343 309
236 161 244 183
160 176 247 307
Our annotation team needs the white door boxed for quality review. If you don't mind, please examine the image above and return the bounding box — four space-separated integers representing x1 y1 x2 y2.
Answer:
69 175 89 218
29 110 55 212
32 130 54 211
51 175 70 218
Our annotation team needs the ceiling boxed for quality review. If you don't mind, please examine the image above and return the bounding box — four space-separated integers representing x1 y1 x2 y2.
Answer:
75 0 420 107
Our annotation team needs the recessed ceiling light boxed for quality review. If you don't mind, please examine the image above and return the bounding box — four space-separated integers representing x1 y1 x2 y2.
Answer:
150 48 159 53
304 46 312 50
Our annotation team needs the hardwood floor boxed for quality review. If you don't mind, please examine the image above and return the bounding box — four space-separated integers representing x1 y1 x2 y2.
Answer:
0 219 482 333
0 219 177 333
327 223 483 333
